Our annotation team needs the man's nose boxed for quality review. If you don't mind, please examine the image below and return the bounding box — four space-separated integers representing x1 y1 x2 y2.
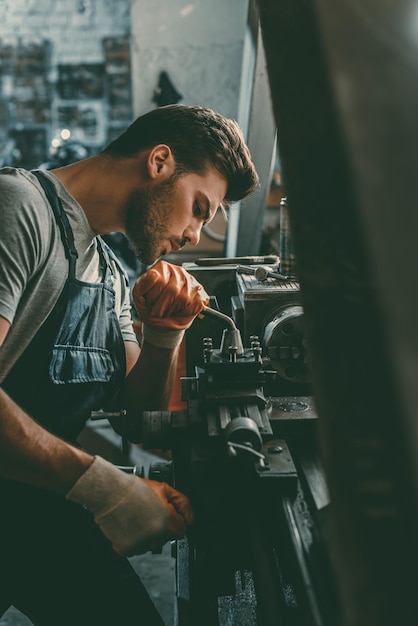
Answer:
184 223 201 246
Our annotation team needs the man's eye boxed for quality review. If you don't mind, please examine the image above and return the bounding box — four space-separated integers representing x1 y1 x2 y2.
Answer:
193 202 202 218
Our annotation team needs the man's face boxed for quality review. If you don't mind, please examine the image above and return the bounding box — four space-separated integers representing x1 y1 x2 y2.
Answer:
125 167 228 265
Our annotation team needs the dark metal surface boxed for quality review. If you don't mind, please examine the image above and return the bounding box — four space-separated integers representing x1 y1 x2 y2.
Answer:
258 0 418 624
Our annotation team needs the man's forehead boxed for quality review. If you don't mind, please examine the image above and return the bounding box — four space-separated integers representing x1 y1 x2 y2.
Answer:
201 171 228 210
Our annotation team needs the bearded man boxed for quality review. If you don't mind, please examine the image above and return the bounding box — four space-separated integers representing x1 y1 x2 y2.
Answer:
0 104 258 625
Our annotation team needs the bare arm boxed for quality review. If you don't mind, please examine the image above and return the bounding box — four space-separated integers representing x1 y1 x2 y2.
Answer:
0 316 93 493
121 338 179 414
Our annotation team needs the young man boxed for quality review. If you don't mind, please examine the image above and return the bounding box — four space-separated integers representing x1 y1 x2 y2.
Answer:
0 104 259 625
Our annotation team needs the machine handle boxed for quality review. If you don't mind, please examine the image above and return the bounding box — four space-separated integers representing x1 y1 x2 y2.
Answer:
200 305 237 330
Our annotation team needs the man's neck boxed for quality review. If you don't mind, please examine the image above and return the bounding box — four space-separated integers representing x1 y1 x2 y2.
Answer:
50 154 130 235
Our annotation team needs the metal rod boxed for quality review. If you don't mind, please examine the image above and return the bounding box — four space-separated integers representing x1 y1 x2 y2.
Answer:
201 305 237 330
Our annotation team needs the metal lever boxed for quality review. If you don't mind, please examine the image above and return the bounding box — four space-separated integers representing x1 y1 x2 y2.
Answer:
201 305 237 330
201 306 244 356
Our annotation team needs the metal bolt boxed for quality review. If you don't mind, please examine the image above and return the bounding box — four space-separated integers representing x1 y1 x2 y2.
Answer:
203 347 213 363
267 445 283 454
229 345 238 363
253 346 262 362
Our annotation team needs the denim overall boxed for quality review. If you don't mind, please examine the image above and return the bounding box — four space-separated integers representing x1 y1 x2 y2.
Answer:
0 172 164 626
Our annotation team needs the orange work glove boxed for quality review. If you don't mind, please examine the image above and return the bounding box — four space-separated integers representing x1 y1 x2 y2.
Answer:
66 456 194 557
133 260 209 349
141 477 194 540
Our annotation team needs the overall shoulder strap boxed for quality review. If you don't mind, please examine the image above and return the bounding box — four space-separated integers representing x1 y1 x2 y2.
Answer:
31 170 78 267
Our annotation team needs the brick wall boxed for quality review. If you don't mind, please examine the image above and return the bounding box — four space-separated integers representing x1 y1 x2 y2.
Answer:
0 0 130 63
0 0 132 168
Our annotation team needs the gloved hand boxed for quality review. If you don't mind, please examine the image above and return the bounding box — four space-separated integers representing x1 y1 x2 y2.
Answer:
66 456 194 557
141 477 194 538
133 260 210 349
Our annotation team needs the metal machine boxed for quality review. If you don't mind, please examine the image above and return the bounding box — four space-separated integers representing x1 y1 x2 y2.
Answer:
127 263 341 626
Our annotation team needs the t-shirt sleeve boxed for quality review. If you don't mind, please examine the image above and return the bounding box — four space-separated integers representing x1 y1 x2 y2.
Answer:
120 296 138 344
114 263 138 345
0 172 53 324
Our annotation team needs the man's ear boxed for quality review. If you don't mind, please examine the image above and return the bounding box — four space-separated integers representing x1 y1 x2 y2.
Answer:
147 144 176 179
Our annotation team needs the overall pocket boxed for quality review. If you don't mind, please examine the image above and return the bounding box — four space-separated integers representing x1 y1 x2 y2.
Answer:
49 345 115 384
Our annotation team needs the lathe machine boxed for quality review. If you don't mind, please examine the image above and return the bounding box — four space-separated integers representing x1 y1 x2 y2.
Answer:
135 261 342 626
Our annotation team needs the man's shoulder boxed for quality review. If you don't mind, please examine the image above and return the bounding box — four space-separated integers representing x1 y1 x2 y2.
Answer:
0 167 51 210
0 166 38 190
0 167 54 222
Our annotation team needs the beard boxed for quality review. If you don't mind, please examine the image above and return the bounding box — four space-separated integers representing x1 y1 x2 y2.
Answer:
125 177 177 265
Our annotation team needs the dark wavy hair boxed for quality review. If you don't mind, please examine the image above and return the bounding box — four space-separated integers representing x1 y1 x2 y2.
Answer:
103 104 259 204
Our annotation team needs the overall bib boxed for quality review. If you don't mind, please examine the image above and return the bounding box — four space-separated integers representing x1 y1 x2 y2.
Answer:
0 172 164 626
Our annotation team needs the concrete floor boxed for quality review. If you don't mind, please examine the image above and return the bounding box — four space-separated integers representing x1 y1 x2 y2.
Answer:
0 422 176 626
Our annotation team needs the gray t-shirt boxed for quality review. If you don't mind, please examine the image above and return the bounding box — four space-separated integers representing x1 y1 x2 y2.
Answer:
0 167 137 382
